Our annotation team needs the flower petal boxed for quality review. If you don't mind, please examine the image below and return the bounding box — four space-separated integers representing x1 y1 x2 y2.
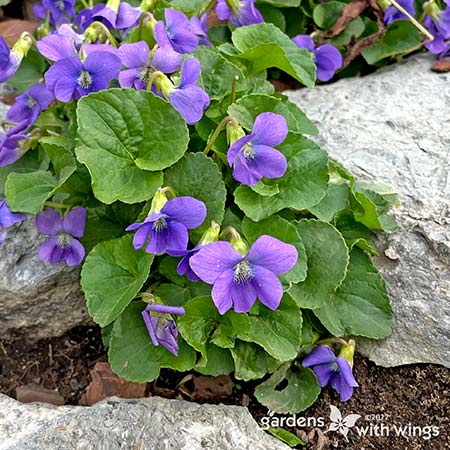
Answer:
232 280 257 313
116 2 141 29
118 41 149 69
151 46 182 74
169 86 209 124
161 196 207 229
292 34 315 52
251 112 288 146
315 44 342 82
0 200 26 228
54 76 77 102
212 269 234 314
331 372 355 402
302 345 336 367
311 363 334 387
252 265 283 310
38 236 65 264
247 235 298 274
232 152 262 185
227 134 252 167
37 35 76 62
336 358 359 387
252 144 287 179
84 51 121 80
180 57 201 86
62 207 86 237
65 238 85 266
35 209 63 235
132 223 152 249
45 57 81 93
118 68 140 88
166 221 189 252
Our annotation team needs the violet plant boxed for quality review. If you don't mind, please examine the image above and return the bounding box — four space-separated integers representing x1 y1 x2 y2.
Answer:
0 0 410 415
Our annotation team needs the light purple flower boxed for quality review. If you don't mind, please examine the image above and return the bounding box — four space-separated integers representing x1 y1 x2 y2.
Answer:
36 208 87 266
92 2 141 30
118 41 181 90
293 35 342 82
168 58 210 125
126 196 207 255
216 0 263 27
227 112 287 186
0 200 26 245
384 0 415 24
190 235 298 314
141 303 185 356
0 121 29 167
0 37 19 83
190 14 212 47
33 0 75 24
7 84 53 125
44 51 121 102
302 345 359 402
154 8 198 54
424 2 450 56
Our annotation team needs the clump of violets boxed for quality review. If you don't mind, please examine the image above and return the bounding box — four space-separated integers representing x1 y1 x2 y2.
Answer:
293 35 342 82
141 302 185 356
90 0 141 31
0 122 30 168
216 0 263 27
33 0 76 25
227 112 288 186
36 208 87 266
384 0 415 24
302 343 358 402
190 233 298 314
0 200 26 245
126 188 207 255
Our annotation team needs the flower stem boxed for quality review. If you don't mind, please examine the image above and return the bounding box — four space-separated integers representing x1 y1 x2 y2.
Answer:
316 337 349 346
203 116 240 155
44 201 71 209
89 21 119 47
230 75 239 104
146 70 164 92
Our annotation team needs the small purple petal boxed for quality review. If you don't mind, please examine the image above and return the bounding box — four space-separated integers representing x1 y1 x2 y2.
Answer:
252 145 287 179
292 34 315 52
84 51 121 80
38 236 65 264
311 363 335 387
0 200 26 228
35 209 63 235
169 85 209 125
146 304 185 315
211 269 234 314
37 35 76 62
314 44 342 82
118 41 149 69
251 112 288 147
161 196 206 229
132 223 152 249
65 238 85 266
231 280 257 313
151 46 182 74
142 311 160 346
62 207 86 238
302 345 336 367
252 265 283 310
116 2 141 29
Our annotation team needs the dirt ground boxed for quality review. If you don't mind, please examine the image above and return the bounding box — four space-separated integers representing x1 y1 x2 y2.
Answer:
0 326 448 449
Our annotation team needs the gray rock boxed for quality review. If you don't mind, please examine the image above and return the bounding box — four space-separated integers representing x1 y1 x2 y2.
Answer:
287 54 450 368
0 218 90 339
0 394 289 450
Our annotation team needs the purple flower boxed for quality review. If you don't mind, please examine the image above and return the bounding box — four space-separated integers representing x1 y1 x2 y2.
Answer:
126 196 207 255
7 84 53 125
73 3 105 32
118 41 181 90
154 9 198 54
190 14 212 47
227 112 288 186
216 0 263 27
141 303 185 356
92 2 141 30
44 51 121 102
0 200 26 245
33 0 75 25
302 345 358 402
384 0 415 24
190 235 298 314
0 37 19 83
36 208 87 266
168 58 210 125
293 35 342 82
0 121 29 167
37 34 77 62
424 2 450 56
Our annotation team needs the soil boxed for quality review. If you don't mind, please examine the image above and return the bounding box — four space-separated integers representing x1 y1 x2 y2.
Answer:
0 326 448 450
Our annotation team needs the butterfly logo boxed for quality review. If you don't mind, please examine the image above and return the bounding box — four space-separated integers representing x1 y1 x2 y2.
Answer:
326 405 361 440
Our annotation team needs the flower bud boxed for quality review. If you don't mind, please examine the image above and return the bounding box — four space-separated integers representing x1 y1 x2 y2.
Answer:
199 221 220 246
226 119 245 146
338 339 356 368
149 186 172 213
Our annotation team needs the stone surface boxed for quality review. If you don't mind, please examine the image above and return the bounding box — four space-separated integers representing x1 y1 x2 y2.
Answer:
287 54 450 368
0 394 289 450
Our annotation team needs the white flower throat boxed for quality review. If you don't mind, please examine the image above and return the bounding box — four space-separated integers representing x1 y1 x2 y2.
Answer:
233 260 253 283
77 71 93 89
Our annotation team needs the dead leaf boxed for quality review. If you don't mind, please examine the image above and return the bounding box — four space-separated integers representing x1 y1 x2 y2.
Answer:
322 0 369 39
16 384 65 406
191 375 232 401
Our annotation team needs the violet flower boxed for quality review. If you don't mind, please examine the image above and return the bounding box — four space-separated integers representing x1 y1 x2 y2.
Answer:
190 14 212 47
154 8 198 54
33 0 75 25
0 37 19 83
302 345 358 402
227 112 288 186
92 1 141 30
424 2 450 56
126 196 207 255
118 41 181 90
0 121 29 167
7 84 53 125
384 0 415 24
73 3 105 33
216 0 263 27
44 51 121 102
190 235 298 314
168 58 210 125
293 35 342 82
36 208 87 266
141 303 185 356
0 200 26 245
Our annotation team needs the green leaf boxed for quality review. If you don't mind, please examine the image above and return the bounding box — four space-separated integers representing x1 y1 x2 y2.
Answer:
254 363 321 413
81 235 154 327
289 220 349 309
234 134 328 221
313 248 392 339
193 46 246 100
41 136 76 187
159 339 197 372
164 152 227 240
362 20 422 64
230 340 282 381
237 296 302 362
161 0 209 13
329 17 365 46
195 344 235 376
266 428 305 447
8 47 47 92
227 93 317 135
76 88 188 203
242 215 307 284
258 4 287 31
313 1 345 29
231 23 316 87
211 311 250 349
259 0 301 6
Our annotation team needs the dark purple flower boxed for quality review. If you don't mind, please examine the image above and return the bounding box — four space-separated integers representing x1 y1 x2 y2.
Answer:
0 121 29 167
424 2 450 56
190 235 298 314
293 35 342 82
168 58 210 125
92 1 141 30
118 41 181 90
141 303 185 356
384 0 415 24
73 3 105 33
33 0 75 25
227 112 287 186
216 0 263 27
0 200 26 245
7 84 53 125
126 196 207 255
44 51 121 102
302 345 358 402
0 37 19 83
190 14 212 47
154 8 198 54
36 208 87 266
